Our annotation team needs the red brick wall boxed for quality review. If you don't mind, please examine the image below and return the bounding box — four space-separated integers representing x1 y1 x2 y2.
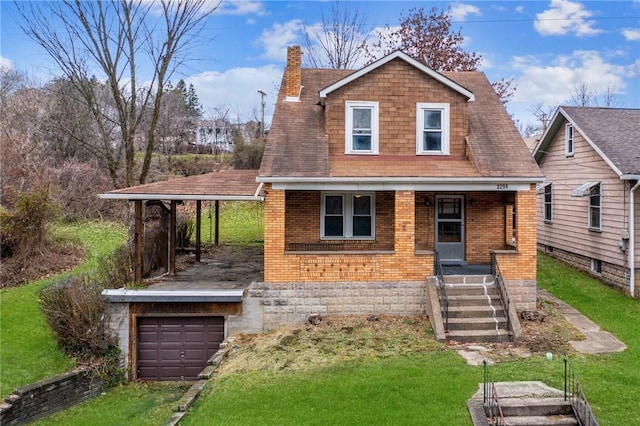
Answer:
325 58 468 158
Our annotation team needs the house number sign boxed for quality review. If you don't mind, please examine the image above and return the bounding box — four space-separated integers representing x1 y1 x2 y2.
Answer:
496 183 509 190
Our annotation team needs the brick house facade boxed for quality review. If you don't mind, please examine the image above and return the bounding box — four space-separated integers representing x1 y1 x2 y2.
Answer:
251 46 543 327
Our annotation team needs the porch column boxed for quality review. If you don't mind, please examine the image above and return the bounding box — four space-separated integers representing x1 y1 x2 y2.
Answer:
263 185 285 282
514 184 537 280
169 200 177 276
196 200 202 262
395 190 417 277
134 200 142 284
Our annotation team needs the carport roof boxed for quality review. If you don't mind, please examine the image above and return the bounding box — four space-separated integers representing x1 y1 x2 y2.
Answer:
98 169 264 201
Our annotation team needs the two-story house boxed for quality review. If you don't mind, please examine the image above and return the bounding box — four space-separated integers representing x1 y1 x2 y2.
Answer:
249 46 543 330
533 106 640 297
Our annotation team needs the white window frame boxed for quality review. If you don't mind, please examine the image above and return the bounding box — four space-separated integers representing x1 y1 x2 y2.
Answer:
589 183 601 231
416 103 450 155
345 101 379 155
565 123 574 157
544 183 553 222
321 192 375 239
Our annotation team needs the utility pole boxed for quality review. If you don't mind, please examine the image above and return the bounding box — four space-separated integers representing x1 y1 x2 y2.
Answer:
257 90 266 139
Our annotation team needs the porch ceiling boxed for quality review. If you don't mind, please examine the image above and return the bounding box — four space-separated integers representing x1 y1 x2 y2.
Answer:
98 169 264 201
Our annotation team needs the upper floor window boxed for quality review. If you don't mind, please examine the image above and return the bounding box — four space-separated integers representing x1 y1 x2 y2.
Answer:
544 184 553 222
565 124 574 157
589 183 601 230
321 192 375 239
345 101 379 154
417 103 450 155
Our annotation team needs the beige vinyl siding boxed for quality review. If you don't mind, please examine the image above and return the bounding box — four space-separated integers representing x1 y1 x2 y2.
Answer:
537 120 629 268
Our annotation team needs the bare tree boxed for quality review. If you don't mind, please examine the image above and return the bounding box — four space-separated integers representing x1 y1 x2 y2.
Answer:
17 0 219 188
303 1 371 69
570 81 620 108
529 103 557 134
364 7 515 104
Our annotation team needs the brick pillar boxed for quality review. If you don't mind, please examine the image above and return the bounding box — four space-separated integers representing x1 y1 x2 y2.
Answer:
263 185 286 281
395 190 415 258
515 184 537 280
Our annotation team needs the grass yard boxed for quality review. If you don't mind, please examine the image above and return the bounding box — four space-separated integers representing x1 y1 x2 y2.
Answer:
180 253 640 426
33 382 190 426
198 201 263 246
0 221 126 397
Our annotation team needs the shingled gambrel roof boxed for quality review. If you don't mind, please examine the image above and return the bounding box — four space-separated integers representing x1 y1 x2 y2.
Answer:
260 54 542 181
534 106 640 177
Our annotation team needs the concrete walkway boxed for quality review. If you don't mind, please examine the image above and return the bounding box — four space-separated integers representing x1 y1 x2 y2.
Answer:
538 289 626 354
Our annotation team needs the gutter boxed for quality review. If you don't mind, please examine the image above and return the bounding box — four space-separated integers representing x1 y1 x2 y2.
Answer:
257 176 544 184
630 180 640 297
97 194 264 202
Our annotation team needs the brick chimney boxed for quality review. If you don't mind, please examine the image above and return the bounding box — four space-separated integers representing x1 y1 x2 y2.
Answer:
284 45 302 101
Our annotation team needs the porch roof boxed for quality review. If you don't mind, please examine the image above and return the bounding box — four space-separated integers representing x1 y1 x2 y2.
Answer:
98 169 264 201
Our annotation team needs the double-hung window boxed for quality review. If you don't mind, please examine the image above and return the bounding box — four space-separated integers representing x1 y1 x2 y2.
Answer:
417 103 450 155
589 183 601 230
565 124 574 157
345 101 379 154
544 184 553 222
322 192 375 239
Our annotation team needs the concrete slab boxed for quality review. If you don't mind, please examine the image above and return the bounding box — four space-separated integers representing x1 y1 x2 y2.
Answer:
471 381 564 400
538 290 626 354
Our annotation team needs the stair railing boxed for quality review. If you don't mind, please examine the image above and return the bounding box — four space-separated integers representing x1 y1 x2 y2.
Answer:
564 358 599 426
434 251 449 332
490 253 511 332
483 360 505 426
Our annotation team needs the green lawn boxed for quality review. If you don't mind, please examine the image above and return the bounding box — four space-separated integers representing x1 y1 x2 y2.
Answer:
198 201 263 246
181 253 640 426
0 221 126 397
33 382 189 426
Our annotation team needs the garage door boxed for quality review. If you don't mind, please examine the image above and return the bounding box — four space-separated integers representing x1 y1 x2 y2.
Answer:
137 316 224 380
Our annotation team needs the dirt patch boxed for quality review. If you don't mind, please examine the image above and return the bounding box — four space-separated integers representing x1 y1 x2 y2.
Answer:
216 298 585 376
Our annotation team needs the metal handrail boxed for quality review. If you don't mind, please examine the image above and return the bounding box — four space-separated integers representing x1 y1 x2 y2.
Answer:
564 358 599 426
490 253 512 332
483 360 505 426
434 251 449 332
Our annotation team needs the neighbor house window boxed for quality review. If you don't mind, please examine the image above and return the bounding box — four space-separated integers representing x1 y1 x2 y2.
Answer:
345 101 379 154
544 184 553 222
591 258 602 273
417 103 450 155
565 123 574 157
321 192 375 239
589 183 601 230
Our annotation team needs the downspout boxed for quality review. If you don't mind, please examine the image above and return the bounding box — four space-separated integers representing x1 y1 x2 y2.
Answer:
630 180 640 297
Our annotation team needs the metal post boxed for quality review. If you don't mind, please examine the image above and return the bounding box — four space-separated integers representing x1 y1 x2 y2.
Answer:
214 200 220 245
196 200 202 262
564 358 568 401
258 90 266 139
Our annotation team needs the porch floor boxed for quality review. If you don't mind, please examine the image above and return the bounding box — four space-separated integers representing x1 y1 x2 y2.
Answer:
147 246 264 291
441 264 492 276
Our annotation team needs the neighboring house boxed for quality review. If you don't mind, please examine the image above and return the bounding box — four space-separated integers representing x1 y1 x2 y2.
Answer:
196 119 234 153
533 106 640 297
100 46 544 380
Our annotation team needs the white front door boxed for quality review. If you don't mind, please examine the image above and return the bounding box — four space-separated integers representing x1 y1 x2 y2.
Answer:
435 195 465 263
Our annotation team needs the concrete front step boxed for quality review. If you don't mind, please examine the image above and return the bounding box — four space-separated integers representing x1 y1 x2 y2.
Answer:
448 305 506 318
448 294 502 306
443 274 494 285
447 316 507 331
501 415 578 426
499 398 573 417
446 285 499 297
447 329 512 343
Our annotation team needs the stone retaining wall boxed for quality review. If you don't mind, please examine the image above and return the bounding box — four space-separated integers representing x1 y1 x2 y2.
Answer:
0 367 101 425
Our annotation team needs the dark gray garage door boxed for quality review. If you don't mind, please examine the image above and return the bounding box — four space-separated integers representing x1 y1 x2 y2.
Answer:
137 316 224 380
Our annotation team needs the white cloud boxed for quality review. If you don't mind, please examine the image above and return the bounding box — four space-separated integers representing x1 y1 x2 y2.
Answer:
450 4 481 21
0 55 14 70
186 65 282 125
623 28 640 41
216 0 267 16
515 6 525 14
534 0 602 37
254 20 304 62
511 51 630 106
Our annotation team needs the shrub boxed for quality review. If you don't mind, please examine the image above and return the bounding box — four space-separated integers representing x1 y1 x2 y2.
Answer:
94 244 134 289
177 214 195 248
0 187 58 258
232 139 265 169
39 275 116 359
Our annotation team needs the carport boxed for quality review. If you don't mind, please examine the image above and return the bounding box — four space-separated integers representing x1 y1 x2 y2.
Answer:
99 169 264 284
98 169 264 380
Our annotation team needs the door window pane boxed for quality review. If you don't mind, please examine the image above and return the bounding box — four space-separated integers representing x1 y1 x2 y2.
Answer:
438 199 461 219
438 222 461 242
